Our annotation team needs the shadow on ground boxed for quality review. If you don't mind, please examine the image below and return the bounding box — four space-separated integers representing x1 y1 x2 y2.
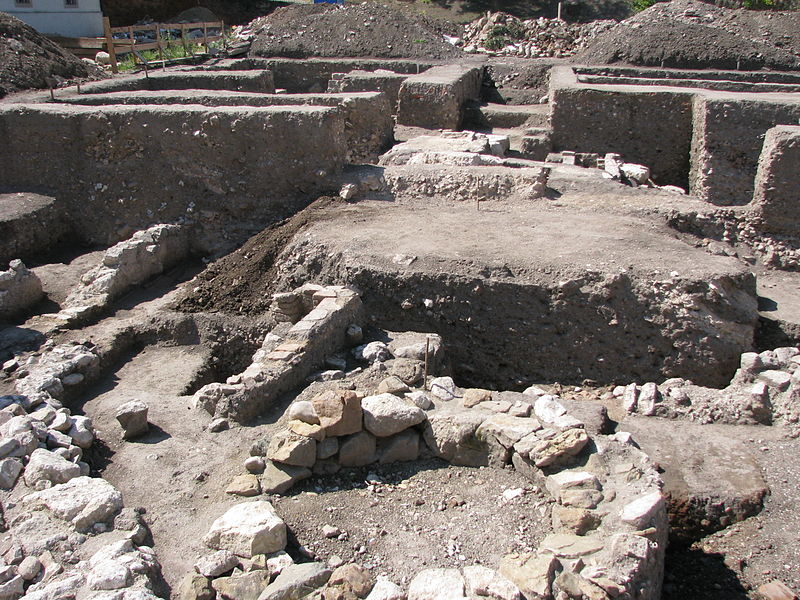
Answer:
663 546 750 600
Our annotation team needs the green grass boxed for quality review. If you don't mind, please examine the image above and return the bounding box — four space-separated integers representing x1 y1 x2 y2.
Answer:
116 32 234 71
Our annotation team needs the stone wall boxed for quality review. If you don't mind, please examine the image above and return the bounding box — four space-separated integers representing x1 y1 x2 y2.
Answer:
0 103 345 249
193 285 364 423
397 63 484 130
689 97 800 206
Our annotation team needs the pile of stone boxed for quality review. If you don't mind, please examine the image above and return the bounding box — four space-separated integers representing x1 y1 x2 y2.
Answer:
59 223 189 323
459 12 615 58
0 260 43 320
620 346 800 435
190 501 397 600
0 342 162 600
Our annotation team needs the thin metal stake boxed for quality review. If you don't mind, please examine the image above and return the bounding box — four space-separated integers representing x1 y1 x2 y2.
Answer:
423 336 430 390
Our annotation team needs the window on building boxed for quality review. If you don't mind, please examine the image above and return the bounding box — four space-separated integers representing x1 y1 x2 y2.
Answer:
15 0 33 7
65 0 79 6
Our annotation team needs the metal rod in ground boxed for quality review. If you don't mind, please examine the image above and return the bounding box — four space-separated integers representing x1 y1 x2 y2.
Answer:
558 2 563 20
424 336 430 390
49 85 54 101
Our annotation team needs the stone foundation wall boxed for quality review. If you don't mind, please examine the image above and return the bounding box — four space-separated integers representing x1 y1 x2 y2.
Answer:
550 85 694 188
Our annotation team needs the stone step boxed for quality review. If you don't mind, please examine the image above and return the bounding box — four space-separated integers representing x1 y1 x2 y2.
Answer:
464 102 551 129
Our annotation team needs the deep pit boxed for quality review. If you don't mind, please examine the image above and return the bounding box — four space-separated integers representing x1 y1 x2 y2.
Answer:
1 5 800 600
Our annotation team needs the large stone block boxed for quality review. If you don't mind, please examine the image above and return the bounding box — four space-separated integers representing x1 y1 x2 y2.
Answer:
751 125 800 235
203 501 287 558
397 64 483 130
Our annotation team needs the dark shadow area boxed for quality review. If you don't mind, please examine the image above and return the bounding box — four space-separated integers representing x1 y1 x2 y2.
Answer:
129 423 171 445
84 437 116 476
663 546 750 600
755 316 800 352
0 326 46 364
757 295 778 312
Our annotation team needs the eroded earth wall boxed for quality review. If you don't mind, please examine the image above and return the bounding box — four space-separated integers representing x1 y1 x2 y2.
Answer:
0 103 345 249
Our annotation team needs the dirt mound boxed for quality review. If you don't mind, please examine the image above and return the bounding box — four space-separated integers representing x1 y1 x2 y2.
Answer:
247 3 464 59
0 12 93 98
578 0 800 70
170 7 219 24
173 196 340 315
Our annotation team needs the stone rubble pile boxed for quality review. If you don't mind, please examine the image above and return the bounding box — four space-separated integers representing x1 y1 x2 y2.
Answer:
459 12 615 58
0 260 43 321
59 224 189 323
0 345 162 600
620 345 800 435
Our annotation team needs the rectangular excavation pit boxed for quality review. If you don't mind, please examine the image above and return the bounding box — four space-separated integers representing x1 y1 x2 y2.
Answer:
0 103 345 248
550 65 800 197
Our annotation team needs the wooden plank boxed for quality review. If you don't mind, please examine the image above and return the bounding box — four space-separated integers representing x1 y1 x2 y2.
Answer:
103 17 118 74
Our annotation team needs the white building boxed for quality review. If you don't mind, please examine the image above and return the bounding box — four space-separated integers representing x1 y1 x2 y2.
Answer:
1 0 104 38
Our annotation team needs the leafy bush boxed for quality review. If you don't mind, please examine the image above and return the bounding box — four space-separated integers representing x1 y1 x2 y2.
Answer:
484 22 526 50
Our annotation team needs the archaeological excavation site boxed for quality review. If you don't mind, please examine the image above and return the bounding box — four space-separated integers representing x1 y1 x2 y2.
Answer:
0 0 799 599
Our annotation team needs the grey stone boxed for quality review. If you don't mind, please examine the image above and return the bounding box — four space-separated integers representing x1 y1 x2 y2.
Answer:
366 576 405 600
17 556 41 582
213 570 271 600
267 431 317 468
429 377 457 401
462 566 521 600
261 462 311 495
0 458 22 490
177 573 215 600
362 394 426 437
286 401 319 425
22 476 123 531
23 449 81 487
114 400 149 440
378 430 420 464
203 501 287 558
257 562 332 600
408 568 465 600
377 376 410 397
339 432 377 467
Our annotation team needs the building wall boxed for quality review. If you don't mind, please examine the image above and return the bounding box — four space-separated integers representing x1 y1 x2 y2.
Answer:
0 0 104 37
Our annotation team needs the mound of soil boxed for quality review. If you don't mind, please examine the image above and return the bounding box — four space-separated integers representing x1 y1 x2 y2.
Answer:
578 0 800 70
248 3 464 59
0 12 93 98
173 196 340 315
170 7 220 24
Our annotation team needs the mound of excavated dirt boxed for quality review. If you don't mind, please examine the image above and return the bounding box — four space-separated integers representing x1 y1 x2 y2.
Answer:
248 3 464 59
0 12 93 98
578 0 800 71
172 196 340 315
